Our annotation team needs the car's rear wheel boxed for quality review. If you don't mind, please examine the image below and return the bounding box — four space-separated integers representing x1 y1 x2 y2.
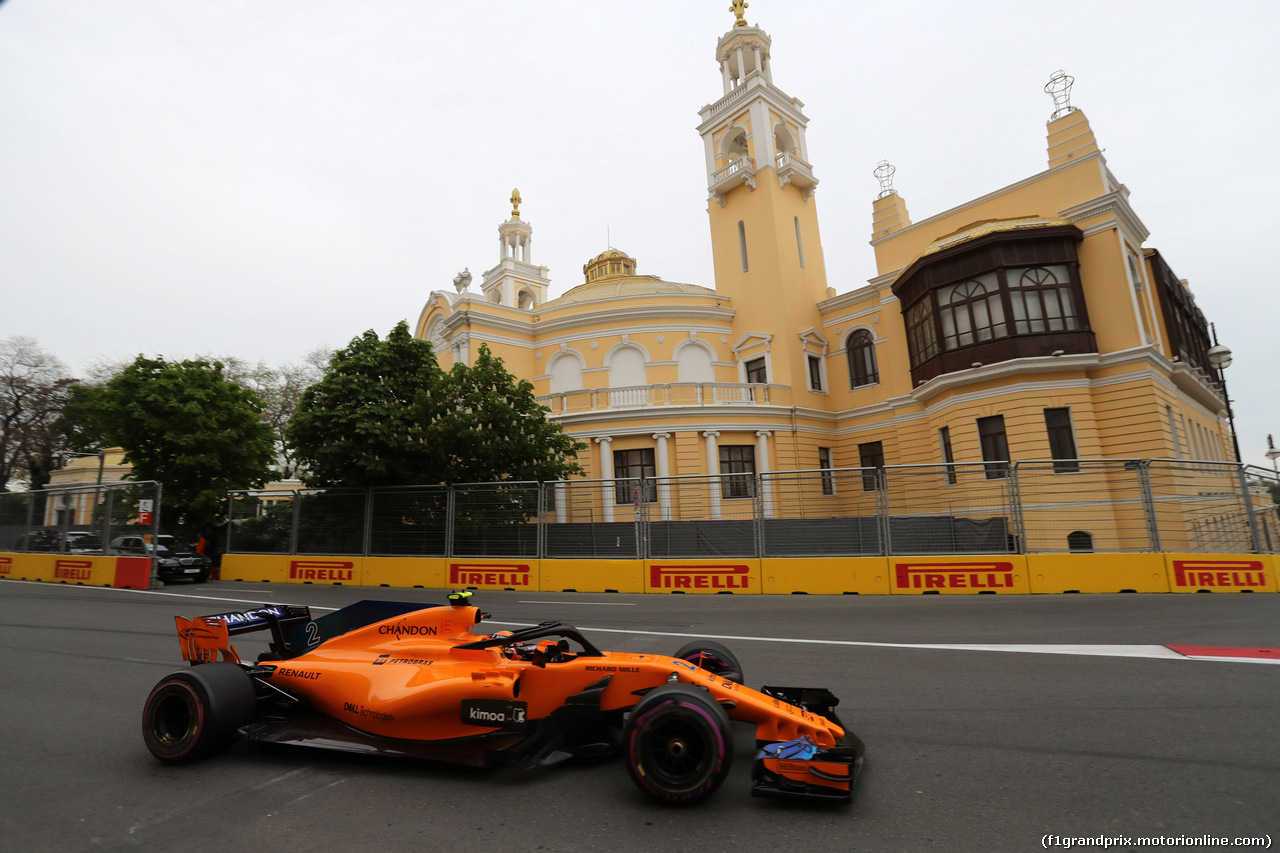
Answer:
624 684 733 805
673 640 743 685
142 663 255 763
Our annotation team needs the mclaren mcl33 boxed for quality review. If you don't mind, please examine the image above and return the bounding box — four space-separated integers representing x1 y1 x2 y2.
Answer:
142 594 865 805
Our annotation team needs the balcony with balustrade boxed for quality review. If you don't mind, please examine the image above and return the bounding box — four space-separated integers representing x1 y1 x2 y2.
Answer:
538 382 792 416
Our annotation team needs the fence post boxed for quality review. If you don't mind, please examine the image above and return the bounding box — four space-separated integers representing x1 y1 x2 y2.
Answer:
1008 463 1025 554
288 492 301 556
536 482 546 560
877 469 890 556
362 488 374 557
22 492 34 552
102 488 115 548
225 493 236 555
1235 464 1262 553
753 474 764 558
1136 461 1160 552
445 486 456 558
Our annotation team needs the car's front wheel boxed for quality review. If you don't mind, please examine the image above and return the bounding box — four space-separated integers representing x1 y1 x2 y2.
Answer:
142 663 255 763
673 639 743 685
623 684 733 805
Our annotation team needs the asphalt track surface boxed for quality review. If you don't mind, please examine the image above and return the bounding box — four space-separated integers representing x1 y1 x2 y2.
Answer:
1 579 1277 853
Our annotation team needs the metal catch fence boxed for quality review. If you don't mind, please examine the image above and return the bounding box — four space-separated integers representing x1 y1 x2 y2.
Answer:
224 458 1280 560
0 481 163 555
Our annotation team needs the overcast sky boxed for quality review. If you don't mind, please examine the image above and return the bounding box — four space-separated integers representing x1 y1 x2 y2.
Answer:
2 0 1276 467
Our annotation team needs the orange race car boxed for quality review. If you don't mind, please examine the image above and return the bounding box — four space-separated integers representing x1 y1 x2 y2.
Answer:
142 593 865 805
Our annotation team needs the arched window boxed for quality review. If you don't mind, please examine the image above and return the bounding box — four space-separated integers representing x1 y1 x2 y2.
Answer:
938 274 1007 350
548 352 584 394
676 341 715 383
1008 265 1079 334
846 330 878 388
1067 530 1094 552
906 301 939 369
517 289 535 310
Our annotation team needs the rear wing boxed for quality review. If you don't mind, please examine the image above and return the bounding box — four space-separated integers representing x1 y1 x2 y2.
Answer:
176 604 313 664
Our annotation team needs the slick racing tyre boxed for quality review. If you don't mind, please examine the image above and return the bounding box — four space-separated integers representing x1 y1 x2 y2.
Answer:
673 640 744 685
142 663 256 763
624 684 733 805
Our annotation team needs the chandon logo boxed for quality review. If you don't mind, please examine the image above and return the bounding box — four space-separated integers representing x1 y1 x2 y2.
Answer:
377 621 438 639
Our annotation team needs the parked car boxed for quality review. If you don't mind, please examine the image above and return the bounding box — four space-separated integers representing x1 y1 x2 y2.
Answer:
12 530 102 554
109 534 211 583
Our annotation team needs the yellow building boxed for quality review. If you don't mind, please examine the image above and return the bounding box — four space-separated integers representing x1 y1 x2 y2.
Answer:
414 9 1233 547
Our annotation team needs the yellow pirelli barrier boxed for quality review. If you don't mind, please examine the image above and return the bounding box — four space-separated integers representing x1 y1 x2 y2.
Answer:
1164 554 1277 593
0 553 119 585
221 555 363 585
889 555 1030 594
643 560 761 594
540 559 643 594
445 559 539 591
760 558 891 595
362 557 448 589
1028 553 1170 594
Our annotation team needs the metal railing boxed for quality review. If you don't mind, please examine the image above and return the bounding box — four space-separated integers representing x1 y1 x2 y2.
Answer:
0 481 163 555
225 459 1280 559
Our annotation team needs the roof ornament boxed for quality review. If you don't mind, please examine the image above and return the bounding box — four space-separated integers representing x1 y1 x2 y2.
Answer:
873 160 896 200
730 0 748 27
1044 70 1078 120
510 188 522 220
452 268 472 293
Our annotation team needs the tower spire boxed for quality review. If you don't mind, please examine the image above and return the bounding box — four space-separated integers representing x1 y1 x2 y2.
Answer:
730 0 749 27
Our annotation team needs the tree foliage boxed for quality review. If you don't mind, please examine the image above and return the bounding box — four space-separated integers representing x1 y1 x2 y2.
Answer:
0 336 75 491
94 356 276 527
287 322 583 488
219 348 330 479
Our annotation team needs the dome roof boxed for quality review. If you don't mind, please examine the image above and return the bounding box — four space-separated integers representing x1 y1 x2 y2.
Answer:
538 277 718 309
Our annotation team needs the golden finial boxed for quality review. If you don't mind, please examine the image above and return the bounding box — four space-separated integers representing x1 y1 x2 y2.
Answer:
730 0 748 27
510 188 522 220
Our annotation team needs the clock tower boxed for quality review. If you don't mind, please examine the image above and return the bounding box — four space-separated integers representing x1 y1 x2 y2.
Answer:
697 3 830 392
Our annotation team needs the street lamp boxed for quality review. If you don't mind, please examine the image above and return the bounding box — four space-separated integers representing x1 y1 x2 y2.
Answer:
1267 434 1280 478
1207 323 1240 463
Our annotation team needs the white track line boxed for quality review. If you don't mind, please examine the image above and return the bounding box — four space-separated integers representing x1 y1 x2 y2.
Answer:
3 580 1269 663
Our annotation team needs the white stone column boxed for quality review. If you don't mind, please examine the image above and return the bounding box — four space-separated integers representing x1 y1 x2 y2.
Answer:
721 58 731 91
596 436 614 523
735 46 745 85
653 432 672 522
554 479 567 523
753 45 761 78
703 430 721 520
756 430 774 518
762 53 772 83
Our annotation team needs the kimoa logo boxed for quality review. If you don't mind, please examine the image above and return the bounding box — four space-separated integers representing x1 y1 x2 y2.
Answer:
1172 560 1267 588
290 560 354 581
894 561 1016 590
449 563 531 586
462 701 527 726
649 564 751 589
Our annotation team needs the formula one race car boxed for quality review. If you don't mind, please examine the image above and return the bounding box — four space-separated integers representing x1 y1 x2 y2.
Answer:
142 594 865 805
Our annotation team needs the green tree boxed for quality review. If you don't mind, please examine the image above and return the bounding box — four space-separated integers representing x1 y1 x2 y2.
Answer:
434 344 584 484
95 356 276 527
287 322 583 488
287 323 447 488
